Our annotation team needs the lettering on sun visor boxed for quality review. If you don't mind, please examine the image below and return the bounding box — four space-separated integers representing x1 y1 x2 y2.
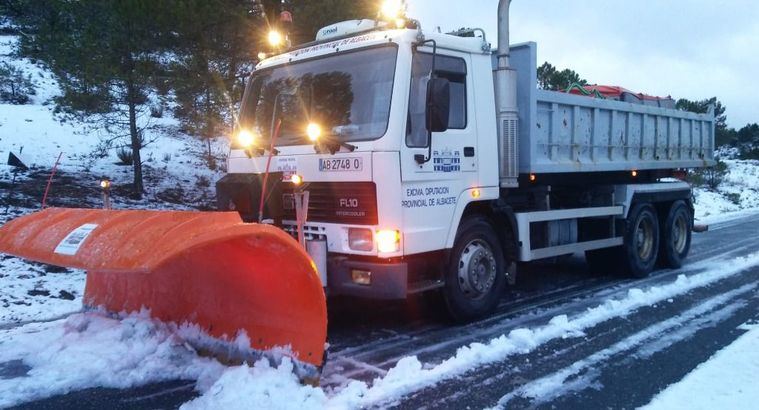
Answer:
290 33 384 58
275 157 297 181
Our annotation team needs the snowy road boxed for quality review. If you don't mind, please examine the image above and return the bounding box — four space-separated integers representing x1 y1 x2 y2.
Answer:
6 212 759 409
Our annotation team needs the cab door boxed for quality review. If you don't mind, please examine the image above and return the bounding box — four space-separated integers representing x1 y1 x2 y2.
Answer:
400 50 477 255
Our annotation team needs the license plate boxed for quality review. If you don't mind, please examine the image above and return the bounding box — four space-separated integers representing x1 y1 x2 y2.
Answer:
319 157 363 172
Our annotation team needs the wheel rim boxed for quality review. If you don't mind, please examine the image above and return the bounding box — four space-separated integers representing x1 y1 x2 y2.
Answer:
672 211 688 254
457 239 497 300
635 214 655 261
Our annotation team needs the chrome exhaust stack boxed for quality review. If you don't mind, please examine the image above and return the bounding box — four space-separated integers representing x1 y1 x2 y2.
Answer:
495 0 519 187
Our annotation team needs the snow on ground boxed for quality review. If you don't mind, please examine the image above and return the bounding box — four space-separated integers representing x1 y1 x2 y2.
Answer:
0 255 85 324
0 33 229 326
0 34 227 201
692 160 759 223
2 252 759 408
642 322 759 410
0 311 227 408
495 284 752 407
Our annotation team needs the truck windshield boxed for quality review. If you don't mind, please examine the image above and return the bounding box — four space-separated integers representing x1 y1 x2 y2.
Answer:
240 45 398 146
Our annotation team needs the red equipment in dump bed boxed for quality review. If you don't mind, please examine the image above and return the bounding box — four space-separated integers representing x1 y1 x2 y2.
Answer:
567 84 676 109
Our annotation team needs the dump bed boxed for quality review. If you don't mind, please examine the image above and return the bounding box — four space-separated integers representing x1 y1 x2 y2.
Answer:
506 42 715 175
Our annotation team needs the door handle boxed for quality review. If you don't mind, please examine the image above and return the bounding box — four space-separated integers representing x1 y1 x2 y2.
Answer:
464 147 475 157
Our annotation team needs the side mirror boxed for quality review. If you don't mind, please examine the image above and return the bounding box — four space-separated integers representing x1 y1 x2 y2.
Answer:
425 77 450 133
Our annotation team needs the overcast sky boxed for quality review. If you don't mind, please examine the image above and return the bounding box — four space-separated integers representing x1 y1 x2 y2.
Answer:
407 0 758 127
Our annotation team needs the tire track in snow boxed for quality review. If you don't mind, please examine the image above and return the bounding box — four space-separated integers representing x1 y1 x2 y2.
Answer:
323 225 759 389
351 252 759 409
494 284 755 408
397 263 759 409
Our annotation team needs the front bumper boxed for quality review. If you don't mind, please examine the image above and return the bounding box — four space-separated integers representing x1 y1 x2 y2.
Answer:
327 256 408 300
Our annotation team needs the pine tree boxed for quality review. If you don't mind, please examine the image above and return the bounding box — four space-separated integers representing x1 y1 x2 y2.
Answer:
19 0 172 199
537 62 588 91
169 0 261 169
0 62 35 104
676 97 730 146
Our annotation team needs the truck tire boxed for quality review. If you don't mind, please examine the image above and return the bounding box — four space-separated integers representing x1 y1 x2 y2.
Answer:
660 200 692 269
623 203 660 278
443 216 506 322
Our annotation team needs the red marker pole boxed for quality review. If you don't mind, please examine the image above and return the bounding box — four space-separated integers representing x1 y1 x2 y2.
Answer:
41 152 63 209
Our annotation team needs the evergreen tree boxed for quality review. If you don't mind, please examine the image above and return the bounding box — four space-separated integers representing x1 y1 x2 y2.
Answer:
676 97 730 146
169 0 261 169
18 0 173 199
735 123 758 144
537 62 587 91
0 62 35 104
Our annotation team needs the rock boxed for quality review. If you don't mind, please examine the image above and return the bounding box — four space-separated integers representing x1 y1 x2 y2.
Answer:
43 265 69 274
57 290 76 300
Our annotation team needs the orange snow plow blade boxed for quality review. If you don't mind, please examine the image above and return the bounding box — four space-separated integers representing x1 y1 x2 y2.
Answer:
0 208 327 374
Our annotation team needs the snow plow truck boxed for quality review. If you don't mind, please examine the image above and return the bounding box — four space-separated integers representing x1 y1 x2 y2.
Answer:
0 0 714 380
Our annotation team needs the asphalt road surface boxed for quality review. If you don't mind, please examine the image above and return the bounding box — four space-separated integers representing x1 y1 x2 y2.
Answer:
8 212 759 409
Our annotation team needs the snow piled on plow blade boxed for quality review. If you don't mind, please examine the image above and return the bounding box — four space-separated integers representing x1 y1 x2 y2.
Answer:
0 310 328 409
0 311 224 407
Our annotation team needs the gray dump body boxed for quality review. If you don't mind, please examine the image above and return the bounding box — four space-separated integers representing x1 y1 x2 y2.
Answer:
504 42 715 176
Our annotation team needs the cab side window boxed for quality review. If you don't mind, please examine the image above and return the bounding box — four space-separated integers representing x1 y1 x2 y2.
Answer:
406 53 467 147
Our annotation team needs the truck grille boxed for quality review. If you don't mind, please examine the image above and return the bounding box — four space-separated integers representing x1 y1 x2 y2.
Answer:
281 224 327 241
282 182 378 225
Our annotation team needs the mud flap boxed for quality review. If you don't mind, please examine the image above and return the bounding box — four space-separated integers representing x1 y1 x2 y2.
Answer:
0 208 327 376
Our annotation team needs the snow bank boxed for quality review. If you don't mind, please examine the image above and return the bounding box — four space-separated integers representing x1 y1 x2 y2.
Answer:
181 360 326 410
496 285 751 406
642 322 759 410
0 310 226 408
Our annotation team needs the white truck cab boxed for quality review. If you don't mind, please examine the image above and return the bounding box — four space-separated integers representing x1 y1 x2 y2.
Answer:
218 6 714 321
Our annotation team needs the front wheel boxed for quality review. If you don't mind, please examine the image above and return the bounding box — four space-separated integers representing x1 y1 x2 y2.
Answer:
443 216 506 322
623 203 660 278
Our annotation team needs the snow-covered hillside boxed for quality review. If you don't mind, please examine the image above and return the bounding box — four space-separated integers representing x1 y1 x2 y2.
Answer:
0 33 229 324
693 160 759 223
0 35 228 209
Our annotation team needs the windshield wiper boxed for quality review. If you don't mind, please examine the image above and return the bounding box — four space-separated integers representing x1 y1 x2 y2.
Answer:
313 135 357 155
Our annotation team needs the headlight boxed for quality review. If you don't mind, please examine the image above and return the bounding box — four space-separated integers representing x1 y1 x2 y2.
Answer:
380 0 404 20
376 229 401 253
236 129 256 147
349 228 373 251
267 30 284 47
306 122 322 142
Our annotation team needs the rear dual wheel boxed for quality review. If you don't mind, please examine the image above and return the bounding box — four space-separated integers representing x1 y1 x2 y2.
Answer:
586 203 660 278
588 201 692 278
659 200 692 269
623 203 660 278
